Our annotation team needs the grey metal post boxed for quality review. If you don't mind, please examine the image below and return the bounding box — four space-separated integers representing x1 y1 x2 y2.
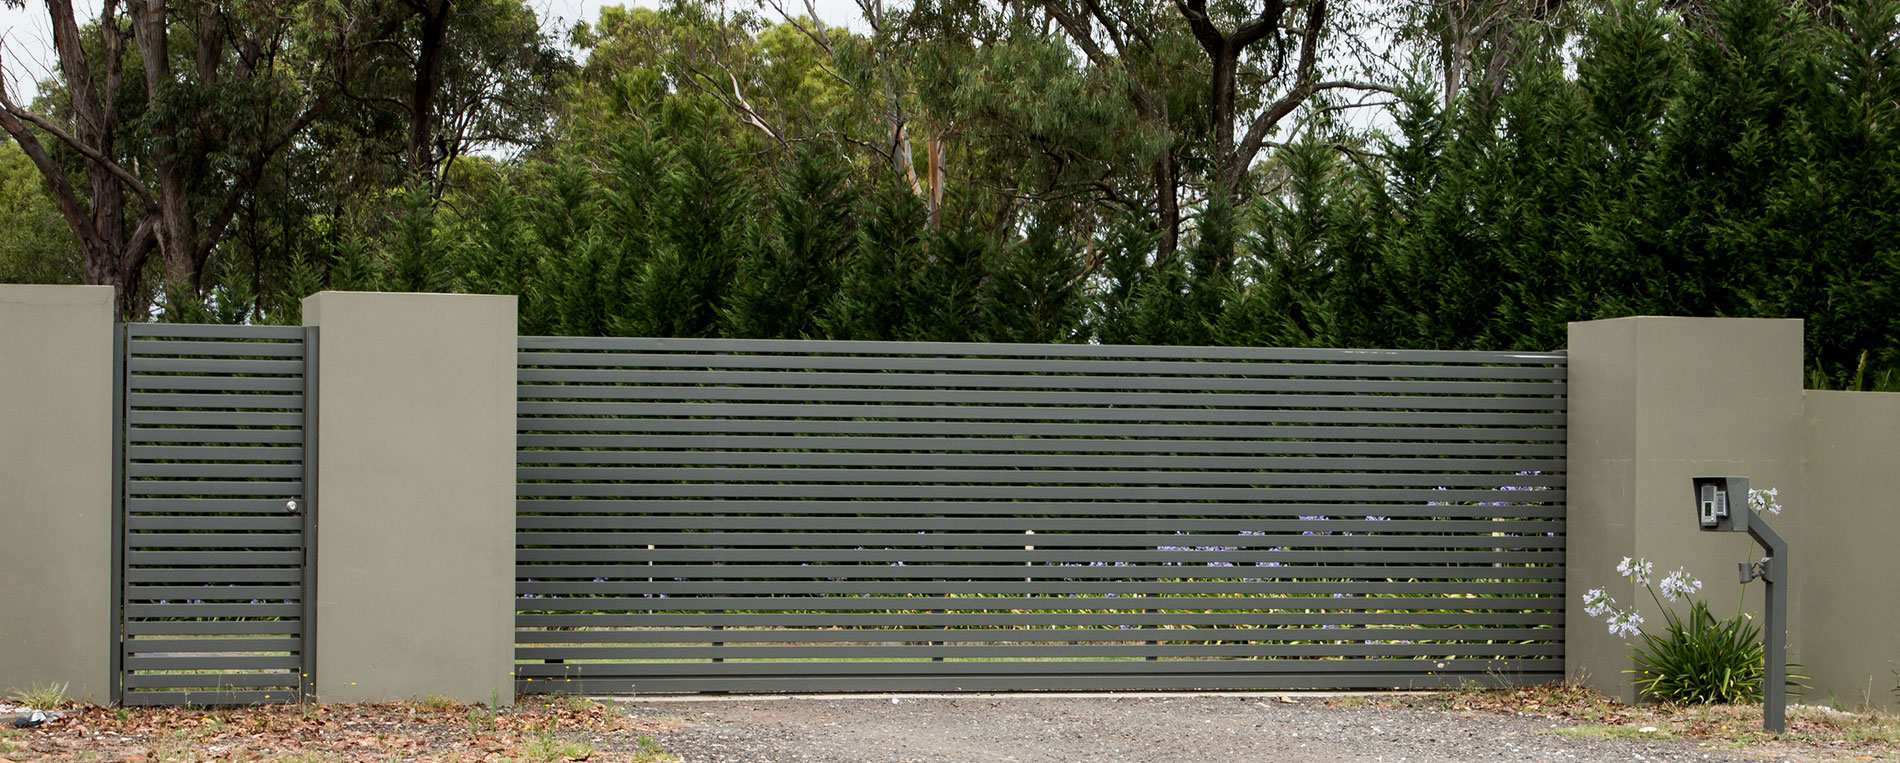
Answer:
1745 514 1788 733
1694 475 1789 733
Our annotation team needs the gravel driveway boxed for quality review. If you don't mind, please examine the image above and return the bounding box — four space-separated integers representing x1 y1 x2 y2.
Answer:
635 694 1771 762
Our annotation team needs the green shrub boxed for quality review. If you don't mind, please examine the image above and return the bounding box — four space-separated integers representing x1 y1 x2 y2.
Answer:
1627 599 1779 704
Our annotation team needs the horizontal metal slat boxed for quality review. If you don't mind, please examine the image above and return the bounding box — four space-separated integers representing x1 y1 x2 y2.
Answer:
517 466 1562 489
127 340 305 358
518 484 1565 502
124 621 301 636
518 434 1566 457
515 563 1564 582
127 550 304 565
129 324 306 340
518 388 1565 412
518 418 1564 442
514 580 1563 597
521 672 1559 694
519 336 1567 364
131 375 304 392
520 369 1565 395
515 499 1567 519
127 567 302 583
130 393 303 410
129 445 302 461
516 530 1564 549
520 451 1565 472
128 410 303 427
128 585 300 600
123 672 302 689
517 353 1567 380
520 403 1563 427
128 516 303 532
128 429 304 445
125 638 300 653
514 610 1564 631
124 655 302 671
129 357 303 375
128 481 302 497
129 463 303 479
513 649 1550 668
130 498 301 513
516 515 1563 534
127 533 303 548
519 548 1563 565
124 602 301 618
512 594 1559 613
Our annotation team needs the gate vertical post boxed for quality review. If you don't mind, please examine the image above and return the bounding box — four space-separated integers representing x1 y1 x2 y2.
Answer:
303 292 516 705
0 285 117 704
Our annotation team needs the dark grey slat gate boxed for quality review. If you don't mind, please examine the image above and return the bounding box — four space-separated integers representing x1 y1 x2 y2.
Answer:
118 324 314 706
516 338 1566 694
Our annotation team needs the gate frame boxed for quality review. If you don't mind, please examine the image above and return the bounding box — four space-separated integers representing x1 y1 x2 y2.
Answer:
112 323 319 705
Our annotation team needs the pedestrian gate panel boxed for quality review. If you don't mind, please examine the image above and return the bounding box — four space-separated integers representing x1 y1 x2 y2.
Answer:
117 324 314 705
516 339 1567 693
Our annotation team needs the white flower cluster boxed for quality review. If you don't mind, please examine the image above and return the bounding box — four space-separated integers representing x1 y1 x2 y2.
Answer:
1748 487 1783 516
1584 557 1690 641
1658 567 1703 602
1581 587 1646 638
1582 588 1614 617
1616 556 1655 586
1606 610 1646 639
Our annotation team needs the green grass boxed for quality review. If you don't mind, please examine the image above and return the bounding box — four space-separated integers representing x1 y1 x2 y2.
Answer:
5 681 70 708
518 722 597 762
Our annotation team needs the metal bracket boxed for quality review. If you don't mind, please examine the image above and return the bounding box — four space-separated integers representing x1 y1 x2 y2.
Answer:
1738 556 1774 584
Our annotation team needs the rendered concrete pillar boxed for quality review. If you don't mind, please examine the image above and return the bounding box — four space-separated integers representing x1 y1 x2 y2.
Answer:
304 291 517 705
1565 317 1805 702
1800 391 1900 710
0 285 116 703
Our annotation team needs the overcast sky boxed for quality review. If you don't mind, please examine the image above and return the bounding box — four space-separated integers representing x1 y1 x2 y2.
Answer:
0 0 868 100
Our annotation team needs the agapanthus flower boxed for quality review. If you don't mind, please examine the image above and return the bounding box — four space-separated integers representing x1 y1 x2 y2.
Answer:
1658 567 1703 602
1606 611 1645 639
1616 556 1654 586
1581 588 1615 617
1748 487 1783 516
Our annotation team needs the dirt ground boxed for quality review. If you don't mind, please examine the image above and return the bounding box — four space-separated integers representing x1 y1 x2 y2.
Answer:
1 685 1894 762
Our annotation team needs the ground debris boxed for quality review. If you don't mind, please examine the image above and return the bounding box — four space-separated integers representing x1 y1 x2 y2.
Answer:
0 699 682 762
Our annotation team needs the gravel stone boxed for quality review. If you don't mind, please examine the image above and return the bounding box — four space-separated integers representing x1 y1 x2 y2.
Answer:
641 695 1778 762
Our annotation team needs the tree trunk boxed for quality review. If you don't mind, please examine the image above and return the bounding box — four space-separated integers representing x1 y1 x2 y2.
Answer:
411 0 453 184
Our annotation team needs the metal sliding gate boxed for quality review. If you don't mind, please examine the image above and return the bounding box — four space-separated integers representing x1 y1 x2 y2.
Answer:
515 338 1567 694
116 324 314 705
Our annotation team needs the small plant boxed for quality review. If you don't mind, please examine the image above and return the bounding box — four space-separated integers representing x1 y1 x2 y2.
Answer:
1627 598 1776 704
632 733 678 762
520 721 596 762
416 693 461 711
4 681 70 709
543 691 596 713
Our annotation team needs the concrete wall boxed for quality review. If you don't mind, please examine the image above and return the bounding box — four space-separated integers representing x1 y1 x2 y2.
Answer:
1799 391 1900 710
303 291 517 705
1565 317 1807 701
0 285 116 703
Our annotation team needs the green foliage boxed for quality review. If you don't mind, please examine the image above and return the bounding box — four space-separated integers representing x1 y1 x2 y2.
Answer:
724 145 856 339
0 141 81 284
824 178 930 341
1626 599 1802 705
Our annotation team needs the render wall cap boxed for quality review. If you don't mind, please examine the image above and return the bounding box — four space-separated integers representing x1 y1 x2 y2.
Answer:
1567 315 1804 329
0 284 115 306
